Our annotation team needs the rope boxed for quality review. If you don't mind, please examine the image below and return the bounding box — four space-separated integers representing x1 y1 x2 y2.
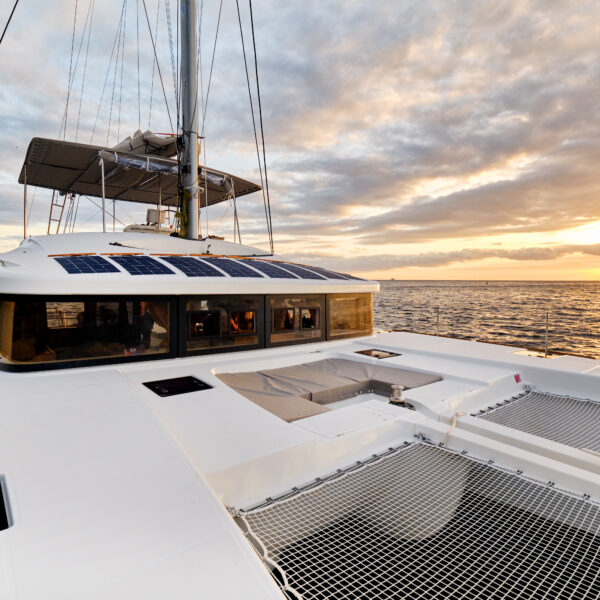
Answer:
445 411 467 446
0 0 19 47
248 0 274 253
236 0 270 251
141 0 174 132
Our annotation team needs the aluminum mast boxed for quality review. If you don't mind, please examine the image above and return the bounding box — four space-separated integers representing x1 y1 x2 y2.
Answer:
179 0 199 239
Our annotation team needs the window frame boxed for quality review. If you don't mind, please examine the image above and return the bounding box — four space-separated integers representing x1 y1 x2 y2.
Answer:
266 294 326 348
179 294 265 357
0 293 178 372
326 292 373 341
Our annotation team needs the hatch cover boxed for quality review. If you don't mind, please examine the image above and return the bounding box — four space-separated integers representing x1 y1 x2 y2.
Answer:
236 443 600 600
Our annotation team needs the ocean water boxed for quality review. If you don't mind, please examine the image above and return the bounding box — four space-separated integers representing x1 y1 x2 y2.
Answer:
373 281 600 359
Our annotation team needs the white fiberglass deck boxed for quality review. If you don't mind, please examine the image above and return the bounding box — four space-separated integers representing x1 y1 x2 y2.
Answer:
3 331 600 598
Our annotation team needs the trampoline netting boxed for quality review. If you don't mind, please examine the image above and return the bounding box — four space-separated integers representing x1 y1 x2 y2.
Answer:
475 390 600 452
236 443 600 600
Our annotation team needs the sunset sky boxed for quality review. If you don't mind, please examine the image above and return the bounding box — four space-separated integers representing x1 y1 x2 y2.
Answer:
0 0 599 279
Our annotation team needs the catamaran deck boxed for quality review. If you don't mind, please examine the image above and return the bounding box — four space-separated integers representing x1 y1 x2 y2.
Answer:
1 330 600 598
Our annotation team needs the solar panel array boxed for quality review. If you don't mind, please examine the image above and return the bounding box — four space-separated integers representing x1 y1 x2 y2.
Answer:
298 264 349 280
54 255 120 274
161 256 225 277
197 257 265 278
108 255 175 275
272 262 327 280
244 260 299 279
53 254 364 281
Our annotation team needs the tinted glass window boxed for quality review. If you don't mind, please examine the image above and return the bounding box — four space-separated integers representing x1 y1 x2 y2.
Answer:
0 298 170 364
268 295 324 345
327 293 373 340
185 296 262 353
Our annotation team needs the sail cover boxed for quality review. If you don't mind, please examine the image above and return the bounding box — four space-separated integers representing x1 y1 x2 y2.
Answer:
18 138 261 207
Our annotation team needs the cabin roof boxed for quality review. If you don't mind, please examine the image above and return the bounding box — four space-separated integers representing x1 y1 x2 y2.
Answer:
0 232 378 296
18 138 261 207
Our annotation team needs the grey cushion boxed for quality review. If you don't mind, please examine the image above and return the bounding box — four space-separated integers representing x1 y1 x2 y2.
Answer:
217 358 441 422
216 372 330 422
260 365 363 404
304 358 442 395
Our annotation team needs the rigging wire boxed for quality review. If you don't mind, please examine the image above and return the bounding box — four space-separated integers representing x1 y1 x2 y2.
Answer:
197 0 204 237
90 3 128 142
106 0 127 146
199 0 224 238
199 0 223 137
116 0 128 141
248 0 274 253
136 0 141 130
62 0 79 140
235 0 271 252
141 0 174 133
165 0 179 112
147 0 161 128
75 0 95 141
60 0 95 140
0 0 19 47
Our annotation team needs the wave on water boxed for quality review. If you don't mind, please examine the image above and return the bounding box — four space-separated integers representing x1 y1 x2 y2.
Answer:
373 280 600 359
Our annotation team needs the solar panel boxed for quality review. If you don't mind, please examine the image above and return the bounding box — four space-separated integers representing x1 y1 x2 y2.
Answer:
244 259 300 279
197 257 265 278
161 256 225 277
54 255 120 274
108 255 175 275
296 264 350 280
272 262 327 280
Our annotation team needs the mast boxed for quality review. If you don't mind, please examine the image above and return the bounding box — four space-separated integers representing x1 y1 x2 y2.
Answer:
180 0 199 240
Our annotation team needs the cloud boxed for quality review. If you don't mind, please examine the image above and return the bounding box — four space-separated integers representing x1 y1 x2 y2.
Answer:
0 0 599 275
286 243 600 273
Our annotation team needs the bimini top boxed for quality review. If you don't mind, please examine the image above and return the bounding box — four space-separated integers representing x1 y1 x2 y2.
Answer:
0 232 378 295
18 138 261 207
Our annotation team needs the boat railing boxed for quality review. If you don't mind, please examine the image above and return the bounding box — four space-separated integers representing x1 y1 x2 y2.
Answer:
388 307 597 361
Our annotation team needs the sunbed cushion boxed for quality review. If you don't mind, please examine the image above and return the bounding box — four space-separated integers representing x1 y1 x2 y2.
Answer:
260 365 364 404
217 358 441 422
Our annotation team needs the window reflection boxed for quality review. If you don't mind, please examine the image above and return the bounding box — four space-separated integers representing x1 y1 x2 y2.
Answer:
185 296 262 352
327 293 373 339
269 295 324 345
0 299 170 364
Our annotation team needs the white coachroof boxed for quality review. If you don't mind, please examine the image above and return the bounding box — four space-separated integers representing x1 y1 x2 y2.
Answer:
0 232 379 295
18 137 261 207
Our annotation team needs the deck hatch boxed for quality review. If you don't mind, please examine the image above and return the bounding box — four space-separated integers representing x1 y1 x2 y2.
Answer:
236 443 600 600
143 375 212 396
54 255 120 274
108 255 175 275
476 390 600 451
